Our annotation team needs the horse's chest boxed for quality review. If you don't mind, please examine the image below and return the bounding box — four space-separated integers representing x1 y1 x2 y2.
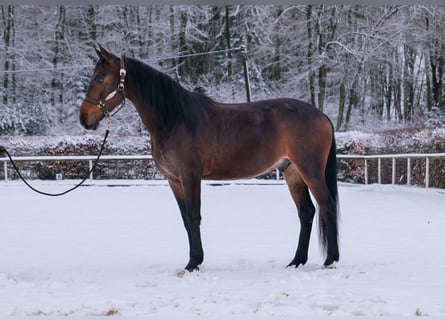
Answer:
151 148 176 178
151 143 196 179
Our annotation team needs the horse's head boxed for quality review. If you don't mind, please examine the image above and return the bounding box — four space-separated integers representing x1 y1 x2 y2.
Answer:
79 46 126 130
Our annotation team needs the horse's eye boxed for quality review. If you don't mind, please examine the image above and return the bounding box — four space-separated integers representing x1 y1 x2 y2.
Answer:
95 75 104 84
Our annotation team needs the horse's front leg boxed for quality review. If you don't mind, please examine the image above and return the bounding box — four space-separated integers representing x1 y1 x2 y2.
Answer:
168 177 204 272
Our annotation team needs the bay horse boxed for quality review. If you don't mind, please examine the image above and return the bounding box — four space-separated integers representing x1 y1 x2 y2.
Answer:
79 46 340 272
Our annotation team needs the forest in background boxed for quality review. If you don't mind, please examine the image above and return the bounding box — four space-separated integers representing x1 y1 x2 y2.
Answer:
1 5 445 136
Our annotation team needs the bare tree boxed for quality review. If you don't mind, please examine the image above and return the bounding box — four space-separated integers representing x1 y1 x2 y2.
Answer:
1 5 445 135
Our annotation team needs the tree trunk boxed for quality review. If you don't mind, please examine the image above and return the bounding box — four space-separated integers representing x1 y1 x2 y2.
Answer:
403 44 415 121
2 5 14 106
169 6 179 80
177 9 188 80
317 64 327 112
345 80 358 129
336 77 346 130
394 78 403 122
225 6 233 80
88 6 97 47
271 6 283 82
52 5 66 107
385 63 393 120
306 5 316 107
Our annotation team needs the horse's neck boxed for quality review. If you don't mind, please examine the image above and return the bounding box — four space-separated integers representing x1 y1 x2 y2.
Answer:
125 81 164 139
130 97 157 134
124 61 205 139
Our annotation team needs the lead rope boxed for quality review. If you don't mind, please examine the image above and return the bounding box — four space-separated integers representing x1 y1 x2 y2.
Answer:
3 56 126 196
2 119 111 197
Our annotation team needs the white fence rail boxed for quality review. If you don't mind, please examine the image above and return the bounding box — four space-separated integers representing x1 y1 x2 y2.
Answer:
1 155 153 181
337 153 445 188
2 153 445 188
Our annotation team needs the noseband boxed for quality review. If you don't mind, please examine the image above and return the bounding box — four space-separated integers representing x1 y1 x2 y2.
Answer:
84 56 127 117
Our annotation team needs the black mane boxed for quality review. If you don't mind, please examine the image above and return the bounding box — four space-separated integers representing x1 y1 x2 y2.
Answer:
125 57 212 134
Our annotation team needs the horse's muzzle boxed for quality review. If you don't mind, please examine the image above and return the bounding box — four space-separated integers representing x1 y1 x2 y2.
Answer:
79 113 98 130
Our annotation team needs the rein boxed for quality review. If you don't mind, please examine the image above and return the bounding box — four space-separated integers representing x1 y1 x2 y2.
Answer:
2 127 109 196
1 57 128 197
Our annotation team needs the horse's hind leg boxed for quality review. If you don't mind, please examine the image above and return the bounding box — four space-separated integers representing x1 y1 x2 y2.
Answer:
297 167 339 267
283 163 316 268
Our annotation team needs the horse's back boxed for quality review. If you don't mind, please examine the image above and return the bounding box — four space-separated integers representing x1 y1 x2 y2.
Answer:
220 98 332 142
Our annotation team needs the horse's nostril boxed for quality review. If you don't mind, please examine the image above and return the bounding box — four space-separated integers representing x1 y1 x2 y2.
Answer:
79 113 98 130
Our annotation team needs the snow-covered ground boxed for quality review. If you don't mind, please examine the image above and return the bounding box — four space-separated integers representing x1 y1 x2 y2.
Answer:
0 180 444 317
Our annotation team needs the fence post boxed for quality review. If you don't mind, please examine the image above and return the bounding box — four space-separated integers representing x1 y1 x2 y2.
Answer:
392 158 396 185
377 158 381 184
425 157 430 188
3 161 7 181
407 158 411 186
364 159 368 184
89 160 93 180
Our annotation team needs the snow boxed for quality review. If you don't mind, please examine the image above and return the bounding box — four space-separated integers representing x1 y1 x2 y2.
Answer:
1 179 444 317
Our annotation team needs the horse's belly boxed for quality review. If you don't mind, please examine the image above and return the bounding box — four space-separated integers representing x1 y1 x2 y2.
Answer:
202 157 286 180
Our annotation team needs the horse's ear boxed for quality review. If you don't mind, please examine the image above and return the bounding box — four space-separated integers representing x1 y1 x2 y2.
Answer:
95 46 102 58
96 45 117 63
94 44 109 58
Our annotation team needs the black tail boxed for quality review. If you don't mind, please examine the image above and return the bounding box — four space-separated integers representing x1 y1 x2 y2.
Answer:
318 132 339 258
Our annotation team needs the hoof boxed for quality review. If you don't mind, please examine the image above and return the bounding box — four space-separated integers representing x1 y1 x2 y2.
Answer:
184 262 200 273
177 266 199 278
323 255 339 267
286 257 307 269
322 263 336 269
